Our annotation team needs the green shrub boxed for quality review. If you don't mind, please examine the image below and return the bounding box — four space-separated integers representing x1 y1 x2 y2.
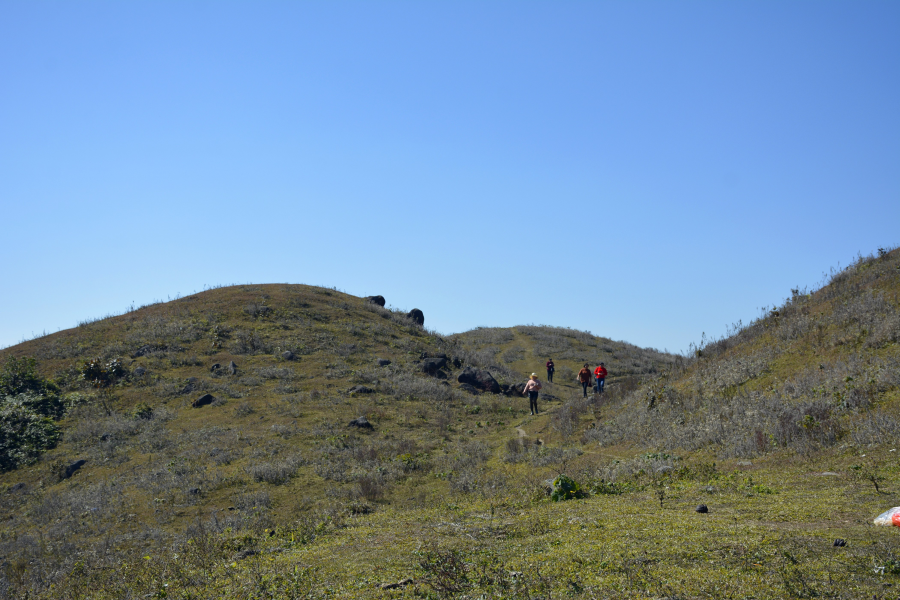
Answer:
551 474 585 501
132 402 153 420
0 356 64 418
0 400 61 471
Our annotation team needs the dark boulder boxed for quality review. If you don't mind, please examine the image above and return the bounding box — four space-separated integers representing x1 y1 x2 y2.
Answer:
376 358 392 367
506 382 527 396
457 367 501 394
210 363 221 372
63 459 86 479
458 383 480 395
180 377 198 394
365 295 386 307
348 385 375 395
188 487 201 495
452 356 462 368
8 483 26 493
133 366 147 377
421 357 448 375
192 393 215 408
348 416 373 429
228 361 238 375
282 351 295 361
420 352 447 360
407 309 424 326
695 504 709 514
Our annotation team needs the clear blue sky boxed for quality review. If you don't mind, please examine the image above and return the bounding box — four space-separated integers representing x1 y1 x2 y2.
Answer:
2 1 898 354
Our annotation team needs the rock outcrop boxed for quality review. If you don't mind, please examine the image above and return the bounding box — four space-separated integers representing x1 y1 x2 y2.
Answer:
457 367 501 394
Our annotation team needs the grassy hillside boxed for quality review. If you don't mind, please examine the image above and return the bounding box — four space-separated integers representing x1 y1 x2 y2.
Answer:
0 248 898 599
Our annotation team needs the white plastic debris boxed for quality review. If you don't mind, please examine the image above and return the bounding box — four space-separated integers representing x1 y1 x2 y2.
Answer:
873 507 900 527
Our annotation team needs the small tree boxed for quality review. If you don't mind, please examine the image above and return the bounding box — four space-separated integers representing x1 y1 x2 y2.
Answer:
81 358 128 414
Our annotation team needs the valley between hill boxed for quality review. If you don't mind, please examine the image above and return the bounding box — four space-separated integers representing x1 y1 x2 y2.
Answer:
0 248 898 599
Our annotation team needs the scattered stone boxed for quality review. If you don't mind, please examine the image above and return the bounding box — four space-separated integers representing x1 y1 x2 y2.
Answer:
820 471 841 476
63 460 86 479
348 416 373 429
228 361 238 375
282 351 294 361
180 377 198 394
655 465 674 475
380 578 413 590
7 483 25 493
376 358 392 367
407 308 424 326
188 487 201 495
131 345 155 358
833 538 846 547
233 549 258 560
736 460 752 467
192 394 215 408
99 433 111 441
695 504 709 514
458 383 480 394
457 367 501 394
365 295 386 307
348 385 374 395
421 357 448 375
133 366 146 377
210 363 221 372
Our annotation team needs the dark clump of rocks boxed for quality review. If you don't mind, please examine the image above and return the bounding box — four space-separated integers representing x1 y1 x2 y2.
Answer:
407 308 424 326
282 350 295 361
348 385 374 395
833 538 846 547
188 487 201 495
63 460 86 480
421 357 448 376
192 394 215 408
376 358 392 367
505 382 527 396
458 383 480 395
210 363 221 372
180 377 198 394
365 295 386 307
133 366 147 377
8 483 26 493
695 504 709 514
457 367 501 394
348 416 373 429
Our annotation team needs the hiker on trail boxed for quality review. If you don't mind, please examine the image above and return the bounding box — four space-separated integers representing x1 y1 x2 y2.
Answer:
594 362 608 394
578 363 592 398
546 358 555 383
522 373 542 415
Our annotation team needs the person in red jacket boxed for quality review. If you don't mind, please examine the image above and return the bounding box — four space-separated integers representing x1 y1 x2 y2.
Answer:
594 362 608 394
546 358 555 383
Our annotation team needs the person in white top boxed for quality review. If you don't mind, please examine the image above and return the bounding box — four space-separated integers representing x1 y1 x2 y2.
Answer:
522 373 543 415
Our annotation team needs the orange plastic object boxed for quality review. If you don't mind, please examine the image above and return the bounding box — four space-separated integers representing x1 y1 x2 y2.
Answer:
893 512 900 527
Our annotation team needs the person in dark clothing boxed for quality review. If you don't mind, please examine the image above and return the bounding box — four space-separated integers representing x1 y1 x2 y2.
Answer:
578 363 592 398
546 358 555 383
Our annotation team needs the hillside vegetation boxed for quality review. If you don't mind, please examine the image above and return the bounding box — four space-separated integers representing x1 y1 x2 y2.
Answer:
0 248 898 599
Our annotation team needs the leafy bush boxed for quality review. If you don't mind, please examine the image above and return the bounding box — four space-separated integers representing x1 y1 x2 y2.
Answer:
550 474 585 501
0 356 64 418
0 400 61 471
